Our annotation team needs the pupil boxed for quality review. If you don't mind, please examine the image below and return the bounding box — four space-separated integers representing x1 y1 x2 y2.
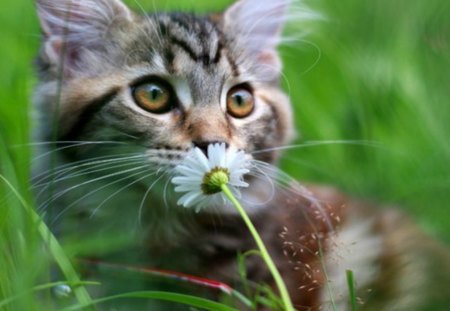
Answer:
151 87 161 100
235 94 244 106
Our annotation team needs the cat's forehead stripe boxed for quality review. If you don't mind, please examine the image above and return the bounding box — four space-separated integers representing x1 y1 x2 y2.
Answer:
169 36 199 63
155 13 232 73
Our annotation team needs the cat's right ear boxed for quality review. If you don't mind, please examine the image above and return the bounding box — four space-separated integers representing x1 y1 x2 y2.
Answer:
222 0 290 77
36 0 132 75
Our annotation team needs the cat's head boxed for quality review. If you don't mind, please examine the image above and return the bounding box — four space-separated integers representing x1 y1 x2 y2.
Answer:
35 0 294 168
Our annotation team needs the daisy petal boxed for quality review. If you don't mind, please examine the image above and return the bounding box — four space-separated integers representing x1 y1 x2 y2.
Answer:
208 144 221 167
174 184 200 192
180 192 203 207
229 180 249 188
172 143 251 212
175 165 204 177
194 148 211 171
172 176 199 184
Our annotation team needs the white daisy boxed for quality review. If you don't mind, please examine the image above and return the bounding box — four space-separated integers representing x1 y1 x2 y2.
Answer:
171 143 250 212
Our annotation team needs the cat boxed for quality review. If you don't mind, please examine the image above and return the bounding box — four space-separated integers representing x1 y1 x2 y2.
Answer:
33 0 450 310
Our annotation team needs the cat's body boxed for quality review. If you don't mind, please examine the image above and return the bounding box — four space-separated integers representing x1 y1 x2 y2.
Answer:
33 0 450 310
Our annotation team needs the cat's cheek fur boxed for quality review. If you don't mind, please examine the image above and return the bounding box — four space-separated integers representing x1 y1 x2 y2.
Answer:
242 88 295 162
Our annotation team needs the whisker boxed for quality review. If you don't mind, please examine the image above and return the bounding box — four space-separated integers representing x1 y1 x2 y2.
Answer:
138 173 166 225
251 140 384 155
132 0 163 47
279 155 332 177
33 157 148 189
288 38 322 77
89 170 158 219
111 131 140 140
162 170 177 210
38 165 150 212
241 165 277 206
32 153 147 184
49 169 152 225
31 141 128 162
33 159 149 204
13 140 127 148
251 160 335 232
247 62 293 96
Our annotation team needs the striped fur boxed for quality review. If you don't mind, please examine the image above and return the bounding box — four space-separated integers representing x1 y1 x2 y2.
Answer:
35 0 293 160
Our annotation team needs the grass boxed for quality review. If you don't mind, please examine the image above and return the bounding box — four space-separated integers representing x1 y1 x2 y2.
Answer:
280 0 450 242
0 0 449 310
346 270 357 311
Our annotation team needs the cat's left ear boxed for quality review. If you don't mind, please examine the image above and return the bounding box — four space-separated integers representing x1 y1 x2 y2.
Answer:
36 0 132 75
223 0 290 73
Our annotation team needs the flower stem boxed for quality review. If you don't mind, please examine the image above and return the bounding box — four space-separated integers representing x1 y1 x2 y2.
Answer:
221 184 295 311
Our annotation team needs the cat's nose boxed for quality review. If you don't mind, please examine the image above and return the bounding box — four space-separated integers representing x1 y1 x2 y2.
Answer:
193 140 229 156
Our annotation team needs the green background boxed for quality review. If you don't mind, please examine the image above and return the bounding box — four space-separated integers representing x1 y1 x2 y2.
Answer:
1 0 449 309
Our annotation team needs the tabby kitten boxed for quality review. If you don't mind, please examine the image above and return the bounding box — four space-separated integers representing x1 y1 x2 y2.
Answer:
34 0 450 310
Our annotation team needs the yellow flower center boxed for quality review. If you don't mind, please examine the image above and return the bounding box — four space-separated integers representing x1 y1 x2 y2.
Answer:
201 167 230 195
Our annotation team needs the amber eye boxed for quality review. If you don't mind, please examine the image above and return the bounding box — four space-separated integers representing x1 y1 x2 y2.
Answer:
132 81 173 114
226 86 255 118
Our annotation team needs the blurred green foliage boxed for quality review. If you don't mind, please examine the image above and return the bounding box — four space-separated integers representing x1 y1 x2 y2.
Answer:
1 0 449 310
280 0 450 241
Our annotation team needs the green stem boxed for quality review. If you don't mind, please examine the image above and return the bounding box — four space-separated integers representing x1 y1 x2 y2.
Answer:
346 269 357 311
0 175 96 310
221 184 295 311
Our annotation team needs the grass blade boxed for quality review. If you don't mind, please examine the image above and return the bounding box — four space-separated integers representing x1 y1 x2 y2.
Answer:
0 174 96 310
60 291 239 311
346 269 357 311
